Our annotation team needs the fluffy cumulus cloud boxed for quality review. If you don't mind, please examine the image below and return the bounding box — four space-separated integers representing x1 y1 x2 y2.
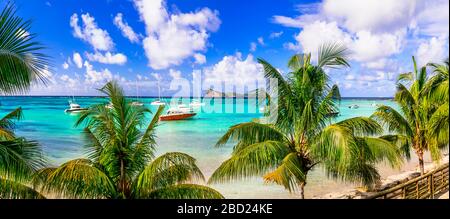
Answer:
113 13 140 43
86 52 127 65
70 13 114 51
269 31 283 39
83 61 113 84
73 52 83 68
193 53 207 65
415 37 449 66
322 0 417 33
132 0 221 69
203 53 265 92
273 0 449 96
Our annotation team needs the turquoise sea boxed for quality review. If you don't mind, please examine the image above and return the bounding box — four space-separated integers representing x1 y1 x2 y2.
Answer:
0 96 400 198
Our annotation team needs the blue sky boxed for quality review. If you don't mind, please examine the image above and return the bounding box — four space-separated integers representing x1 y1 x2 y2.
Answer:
8 0 449 97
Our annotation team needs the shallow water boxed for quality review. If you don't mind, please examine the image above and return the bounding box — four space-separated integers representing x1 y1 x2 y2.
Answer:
1 96 406 198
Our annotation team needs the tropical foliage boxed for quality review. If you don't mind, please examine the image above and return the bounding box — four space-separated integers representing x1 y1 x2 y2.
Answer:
0 3 47 199
0 3 49 94
208 43 402 198
371 57 449 174
33 81 223 199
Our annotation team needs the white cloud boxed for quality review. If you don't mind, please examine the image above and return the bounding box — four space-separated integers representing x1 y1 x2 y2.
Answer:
269 31 283 39
322 0 417 33
415 37 449 66
84 61 113 84
257 37 265 45
292 21 352 59
62 62 69 70
350 30 405 62
203 53 264 91
272 16 303 28
250 42 257 52
86 52 127 65
194 53 207 65
133 0 221 69
73 52 83 68
70 13 114 51
413 0 449 37
169 69 182 79
113 13 140 43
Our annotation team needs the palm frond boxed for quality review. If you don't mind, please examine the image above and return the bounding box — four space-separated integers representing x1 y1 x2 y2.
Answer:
317 43 350 68
0 3 50 94
0 138 45 182
371 105 413 137
208 140 290 184
147 184 224 199
0 107 23 140
36 159 115 199
0 178 45 199
380 135 411 160
133 152 204 198
336 117 383 136
215 122 286 151
263 152 307 192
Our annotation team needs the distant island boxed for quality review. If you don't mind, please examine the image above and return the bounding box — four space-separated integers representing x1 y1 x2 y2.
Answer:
204 88 268 98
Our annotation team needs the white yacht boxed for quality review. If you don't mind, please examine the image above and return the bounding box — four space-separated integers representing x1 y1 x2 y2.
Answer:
189 99 204 107
131 80 144 106
151 80 166 106
65 100 87 113
348 104 359 109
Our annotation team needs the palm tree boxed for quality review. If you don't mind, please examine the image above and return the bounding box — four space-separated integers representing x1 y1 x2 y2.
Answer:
208 43 402 198
33 81 223 199
371 56 448 175
0 3 48 199
0 3 49 94
0 108 45 198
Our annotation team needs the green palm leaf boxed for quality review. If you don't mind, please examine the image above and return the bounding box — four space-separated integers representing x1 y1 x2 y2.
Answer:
147 184 224 199
36 159 115 198
133 152 204 198
0 178 45 199
208 140 290 184
0 3 49 94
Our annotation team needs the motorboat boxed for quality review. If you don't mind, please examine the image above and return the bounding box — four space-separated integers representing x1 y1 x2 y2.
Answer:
189 99 204 107
130 101 144 106
151 100 166 106
348 104 359 109
159 105 196 121
65 100 87 113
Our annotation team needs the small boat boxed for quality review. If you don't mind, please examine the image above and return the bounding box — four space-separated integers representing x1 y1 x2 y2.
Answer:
65 100 87 113
348 104 359 109
159 105 196 121
151 80 165 106
151 100 166 106
130 101 144 106
189 99 204 107
131 80 144 106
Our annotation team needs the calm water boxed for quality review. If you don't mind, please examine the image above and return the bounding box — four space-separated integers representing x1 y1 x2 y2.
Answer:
0 96 399 198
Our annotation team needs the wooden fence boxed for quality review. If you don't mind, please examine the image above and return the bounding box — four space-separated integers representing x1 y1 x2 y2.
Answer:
368 162 449 199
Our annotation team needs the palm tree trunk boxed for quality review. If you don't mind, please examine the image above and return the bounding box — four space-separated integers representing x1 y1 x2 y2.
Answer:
299 182 306 199
418 150 425 175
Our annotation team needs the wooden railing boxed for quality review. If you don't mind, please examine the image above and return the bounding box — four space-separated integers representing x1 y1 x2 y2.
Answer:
368 162 449 199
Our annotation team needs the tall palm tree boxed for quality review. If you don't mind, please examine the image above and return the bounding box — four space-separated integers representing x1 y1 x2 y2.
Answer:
208 43 402 198
371 56 448 175
33 81 223 199
0 3 48 199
